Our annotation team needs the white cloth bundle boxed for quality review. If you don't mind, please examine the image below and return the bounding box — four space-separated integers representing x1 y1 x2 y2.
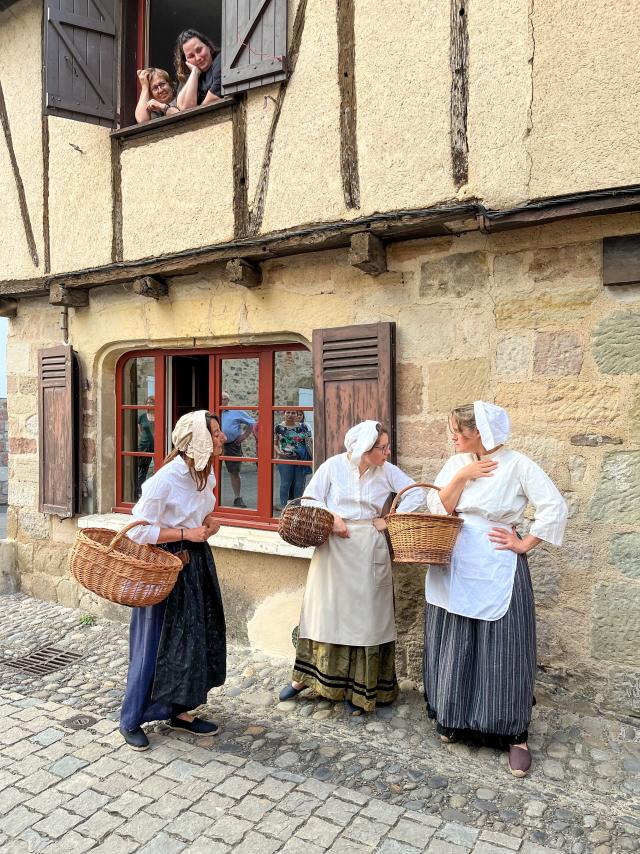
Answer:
343 420 380 468
171 410 212 471
473 401 511 450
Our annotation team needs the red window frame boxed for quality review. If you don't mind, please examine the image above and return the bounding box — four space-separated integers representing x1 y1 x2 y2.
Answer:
114 344 312 530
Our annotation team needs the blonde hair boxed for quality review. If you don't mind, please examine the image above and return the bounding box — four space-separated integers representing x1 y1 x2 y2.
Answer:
449 404 477 434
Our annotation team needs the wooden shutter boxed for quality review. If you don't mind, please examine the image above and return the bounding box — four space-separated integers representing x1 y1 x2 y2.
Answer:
312 322 396 467
221 0 288 94
44 0 117 127
38 345 81 517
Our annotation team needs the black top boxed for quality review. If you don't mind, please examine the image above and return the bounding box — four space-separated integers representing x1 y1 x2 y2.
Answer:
197 53 222 103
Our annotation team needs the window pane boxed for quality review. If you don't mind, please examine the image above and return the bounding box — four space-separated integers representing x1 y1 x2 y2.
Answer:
219 461 258 511
273 411 313 465
122 456 156 504
148 1 223 84
122 408 156 454
221 358 259 407
123 357 155 405
273 463 311 515
274 350 313 406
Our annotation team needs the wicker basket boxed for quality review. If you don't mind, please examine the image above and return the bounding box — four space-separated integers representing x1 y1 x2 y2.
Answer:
69 521 184 607
278 497 334 549
385 482 463 565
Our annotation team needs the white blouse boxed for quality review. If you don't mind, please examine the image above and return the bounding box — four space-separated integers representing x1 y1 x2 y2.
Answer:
303 453 425 519
127 456 216 545
426 447 567 546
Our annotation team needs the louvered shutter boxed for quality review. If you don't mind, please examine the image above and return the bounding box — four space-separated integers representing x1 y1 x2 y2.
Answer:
38 345 81 517
44 0 117 127
221 0 288 94
312 323 397 467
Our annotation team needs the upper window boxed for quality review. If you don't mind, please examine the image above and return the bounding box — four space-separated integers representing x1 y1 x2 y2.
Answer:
115 344 314 530
43 0 289 129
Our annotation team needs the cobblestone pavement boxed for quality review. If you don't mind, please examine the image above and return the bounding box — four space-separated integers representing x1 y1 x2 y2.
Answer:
0 593 638 854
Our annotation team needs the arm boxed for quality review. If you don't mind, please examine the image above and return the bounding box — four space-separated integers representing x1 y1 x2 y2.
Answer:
201 90 221 105
301 460 349 538
134 70 152 123
176 65 201 110
146 99 179 118
433 458 498 515
201 54 221 105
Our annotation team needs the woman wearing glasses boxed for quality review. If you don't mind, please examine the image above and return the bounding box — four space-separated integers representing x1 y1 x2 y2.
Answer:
279 421 425 715
135 68 179 124
274 409 312 509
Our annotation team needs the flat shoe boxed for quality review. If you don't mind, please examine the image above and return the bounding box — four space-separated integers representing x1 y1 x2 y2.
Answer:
508 744 532 777
344 699 363 717
168 716 220 736
278 683 305 702
119 726 149 751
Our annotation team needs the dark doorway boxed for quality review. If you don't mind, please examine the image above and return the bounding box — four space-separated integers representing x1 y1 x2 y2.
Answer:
171 354 209 428
147 0 223 81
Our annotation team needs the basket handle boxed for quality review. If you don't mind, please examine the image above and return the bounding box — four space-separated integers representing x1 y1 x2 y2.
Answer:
388 482 446 516
106 520 150 552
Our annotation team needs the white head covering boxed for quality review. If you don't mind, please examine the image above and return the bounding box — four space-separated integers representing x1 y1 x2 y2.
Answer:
171 410 213 471
344 420 381 468
473 401 511 450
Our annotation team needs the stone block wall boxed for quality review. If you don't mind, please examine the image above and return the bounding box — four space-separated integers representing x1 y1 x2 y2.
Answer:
5 219 640 719
0 398 8 504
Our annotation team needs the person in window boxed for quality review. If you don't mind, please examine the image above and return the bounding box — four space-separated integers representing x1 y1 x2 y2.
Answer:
220 391 256 508
423 402 567 777
174 29 222 111
136 396 155 498
119 411 227 751
279 421 425 716
274 409 311 509
135 68 179 123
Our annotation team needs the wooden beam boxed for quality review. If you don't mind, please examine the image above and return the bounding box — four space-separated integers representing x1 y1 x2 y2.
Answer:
232 95 249 239
132 276 168 299
349 232 387 276
337 0 360 209
450 0 469 188
226 259 262 288
49 284 89 307
0 298 17 318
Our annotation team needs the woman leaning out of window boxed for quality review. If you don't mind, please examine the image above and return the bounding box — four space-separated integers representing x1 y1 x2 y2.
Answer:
175 29 222 110
135 68 179 124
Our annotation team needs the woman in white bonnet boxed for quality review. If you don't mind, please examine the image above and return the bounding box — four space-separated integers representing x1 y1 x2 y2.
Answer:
424 402 567 776
279 420 425 715
119 411 228 751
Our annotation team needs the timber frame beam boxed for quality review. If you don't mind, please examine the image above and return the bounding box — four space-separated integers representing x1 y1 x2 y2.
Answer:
4 187 640 300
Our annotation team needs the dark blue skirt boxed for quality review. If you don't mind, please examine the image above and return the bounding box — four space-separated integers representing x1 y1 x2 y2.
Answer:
120 541 226 731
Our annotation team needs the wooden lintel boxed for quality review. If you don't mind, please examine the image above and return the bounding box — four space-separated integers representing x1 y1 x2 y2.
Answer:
132 275 168 299
49 284 89 307
226 258 262 288
349 232 387 276
0 298 17 318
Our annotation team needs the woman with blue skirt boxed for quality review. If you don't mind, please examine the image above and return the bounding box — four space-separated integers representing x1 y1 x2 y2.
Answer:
119 410 227 751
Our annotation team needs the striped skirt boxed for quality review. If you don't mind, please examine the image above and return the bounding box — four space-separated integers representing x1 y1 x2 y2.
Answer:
423 553 535 748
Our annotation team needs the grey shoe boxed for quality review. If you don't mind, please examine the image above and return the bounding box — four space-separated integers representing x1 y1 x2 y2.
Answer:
120 726 149 751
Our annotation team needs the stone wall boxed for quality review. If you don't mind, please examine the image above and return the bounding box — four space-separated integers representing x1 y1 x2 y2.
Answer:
0 399 7 505
5 215 640 719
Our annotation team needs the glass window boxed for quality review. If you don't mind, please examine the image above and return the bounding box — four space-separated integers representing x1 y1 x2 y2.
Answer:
122 357 155 405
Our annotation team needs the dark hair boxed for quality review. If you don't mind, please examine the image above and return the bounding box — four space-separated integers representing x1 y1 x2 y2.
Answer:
174 29 220 84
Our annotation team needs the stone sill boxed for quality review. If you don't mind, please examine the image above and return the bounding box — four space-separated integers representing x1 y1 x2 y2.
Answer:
77 514 314 560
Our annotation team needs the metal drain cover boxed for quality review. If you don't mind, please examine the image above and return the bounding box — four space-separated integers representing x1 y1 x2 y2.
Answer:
63 714 98 730
0 645 83 676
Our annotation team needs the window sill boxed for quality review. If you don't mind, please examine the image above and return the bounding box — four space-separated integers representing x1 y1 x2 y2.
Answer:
77 513 314 560
111 97 235 141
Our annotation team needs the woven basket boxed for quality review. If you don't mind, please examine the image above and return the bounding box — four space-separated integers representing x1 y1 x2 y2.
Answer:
385 482 463 565
69 521 184 608
278 497 334 548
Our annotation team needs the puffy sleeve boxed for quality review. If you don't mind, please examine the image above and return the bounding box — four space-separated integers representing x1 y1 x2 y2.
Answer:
127 476 170 545
426 456 462 515
519 457 568 546
301 459 332 510
383 463 426 511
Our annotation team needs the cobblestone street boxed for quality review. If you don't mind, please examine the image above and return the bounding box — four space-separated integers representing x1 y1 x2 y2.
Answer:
0 594 637 854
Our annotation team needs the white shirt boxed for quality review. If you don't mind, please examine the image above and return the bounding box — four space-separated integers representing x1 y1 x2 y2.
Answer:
127 456 216 545
426 447 567 546
302 453 425 518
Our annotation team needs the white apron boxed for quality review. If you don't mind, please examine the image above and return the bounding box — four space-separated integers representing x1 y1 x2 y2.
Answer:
425 513 518 621
299 521 396 646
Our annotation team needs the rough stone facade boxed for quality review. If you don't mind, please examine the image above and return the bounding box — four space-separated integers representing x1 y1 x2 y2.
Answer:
0 398 8 504
1 0 639 720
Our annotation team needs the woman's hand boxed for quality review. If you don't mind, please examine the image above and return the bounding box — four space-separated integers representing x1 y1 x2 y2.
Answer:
146 99 168 115
137 68 151 88
186 62 200 75
488 526 527 553
332 514 350 538
184 526 209 543
457 459 498 482
202 513 221 537
373 517 387 533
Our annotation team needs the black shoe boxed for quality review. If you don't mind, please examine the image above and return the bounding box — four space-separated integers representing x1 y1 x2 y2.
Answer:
119 726 149 751
233 497 247 508
278 683 306 702
168 716 220 736
344 699 363 717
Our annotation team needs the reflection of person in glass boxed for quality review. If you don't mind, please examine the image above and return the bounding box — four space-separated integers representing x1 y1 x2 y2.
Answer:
136 397 155 498
120 411 227 751
274 409 312 509
220 392 256 508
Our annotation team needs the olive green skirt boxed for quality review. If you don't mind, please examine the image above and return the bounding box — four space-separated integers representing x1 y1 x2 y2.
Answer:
292 638 398 712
